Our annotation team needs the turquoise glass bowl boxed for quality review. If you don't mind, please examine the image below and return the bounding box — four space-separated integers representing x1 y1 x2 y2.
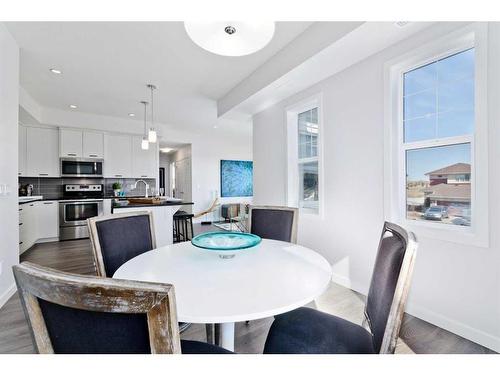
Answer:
191 231 261 257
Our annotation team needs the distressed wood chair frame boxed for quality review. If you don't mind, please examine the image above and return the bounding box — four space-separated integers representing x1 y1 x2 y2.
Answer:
248 205 299 244
87 211 156 277
363 221 418 354
13 261 181 354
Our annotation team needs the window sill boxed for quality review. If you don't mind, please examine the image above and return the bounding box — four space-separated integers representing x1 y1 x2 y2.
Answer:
403 218 489 248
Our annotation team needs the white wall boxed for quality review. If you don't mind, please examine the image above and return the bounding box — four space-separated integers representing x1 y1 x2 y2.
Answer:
0 25 19 307
252 22 500 351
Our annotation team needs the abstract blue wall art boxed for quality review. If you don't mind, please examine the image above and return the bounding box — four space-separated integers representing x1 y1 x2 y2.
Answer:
220 160 253 197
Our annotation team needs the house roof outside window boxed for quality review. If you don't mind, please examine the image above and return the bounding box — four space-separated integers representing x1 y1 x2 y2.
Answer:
425 163 471 176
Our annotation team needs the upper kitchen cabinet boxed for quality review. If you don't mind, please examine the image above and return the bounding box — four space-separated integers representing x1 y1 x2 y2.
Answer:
104 133 133 178
59 128 83 157
132 136 158 178
60 128 104 158
83 131 104 158
18 124 27 176
26 127 59 177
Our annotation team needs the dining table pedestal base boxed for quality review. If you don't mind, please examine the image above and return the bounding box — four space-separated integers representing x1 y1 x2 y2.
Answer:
219 322 235 351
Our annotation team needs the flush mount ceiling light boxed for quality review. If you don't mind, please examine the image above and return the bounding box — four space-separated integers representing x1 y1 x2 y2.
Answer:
140 101 149 150
50 68 62 74
128 113 135 117
69 104 77 109
184 22 275 56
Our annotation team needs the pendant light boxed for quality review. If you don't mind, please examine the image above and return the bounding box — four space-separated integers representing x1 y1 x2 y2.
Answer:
147 84 157 143
140 101 149 150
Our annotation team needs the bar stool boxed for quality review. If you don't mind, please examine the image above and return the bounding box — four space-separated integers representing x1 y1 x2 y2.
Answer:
173 210 195 243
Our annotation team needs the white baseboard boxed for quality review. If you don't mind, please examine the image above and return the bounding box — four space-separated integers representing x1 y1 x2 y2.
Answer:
0 283 17 309
406 303 500 353
330 272 500 353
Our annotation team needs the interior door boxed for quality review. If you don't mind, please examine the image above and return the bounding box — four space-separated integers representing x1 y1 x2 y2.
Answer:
174 158 192 213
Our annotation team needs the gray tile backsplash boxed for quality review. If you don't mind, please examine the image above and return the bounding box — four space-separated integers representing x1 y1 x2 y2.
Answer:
19 177 156 198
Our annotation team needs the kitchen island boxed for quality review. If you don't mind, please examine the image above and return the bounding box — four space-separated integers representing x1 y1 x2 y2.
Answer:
112 198 194 246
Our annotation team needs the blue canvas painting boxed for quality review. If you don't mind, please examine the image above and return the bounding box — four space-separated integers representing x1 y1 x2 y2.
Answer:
220 160 253 197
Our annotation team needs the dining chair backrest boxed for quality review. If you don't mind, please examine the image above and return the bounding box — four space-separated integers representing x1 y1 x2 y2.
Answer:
13 261 181 354
87 211 156 277
248 206 298 243
364 222 418 354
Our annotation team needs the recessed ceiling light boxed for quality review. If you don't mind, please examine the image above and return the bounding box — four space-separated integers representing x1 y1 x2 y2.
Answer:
213 125 218 129
128 113 135 117
69 104 77 109
50 68 62 74
160 147 173 153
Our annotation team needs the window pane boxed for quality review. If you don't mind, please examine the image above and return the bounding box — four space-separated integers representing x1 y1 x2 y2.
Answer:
299 161 319 211
404 89 436 120
404 114 436 142
298 108 318 159
438 78 474 112
403 48 475 142
437 110 474 139
406 143 471 226
437 48 474 83
404 62 437 96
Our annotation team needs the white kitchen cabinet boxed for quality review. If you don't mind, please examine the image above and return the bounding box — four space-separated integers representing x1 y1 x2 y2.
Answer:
104 134 133 178
83 131 104 159
60 128 83 157
36 201 59 239
19 202 37 254
18 124 27 176
132 136 158 178
103 199 112 215
26 127 59 177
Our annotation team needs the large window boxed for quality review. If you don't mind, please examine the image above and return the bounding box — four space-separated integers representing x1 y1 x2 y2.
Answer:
403 49 474 227
287 96 322 215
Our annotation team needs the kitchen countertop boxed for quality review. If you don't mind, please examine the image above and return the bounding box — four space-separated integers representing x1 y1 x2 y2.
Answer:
18 195 159 204
112 199 194 209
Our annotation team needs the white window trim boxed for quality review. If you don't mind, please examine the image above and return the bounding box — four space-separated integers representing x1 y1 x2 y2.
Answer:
285 93 324 218
384 23 489 247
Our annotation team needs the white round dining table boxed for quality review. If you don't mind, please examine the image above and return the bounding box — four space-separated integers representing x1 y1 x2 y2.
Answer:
113 238 332 351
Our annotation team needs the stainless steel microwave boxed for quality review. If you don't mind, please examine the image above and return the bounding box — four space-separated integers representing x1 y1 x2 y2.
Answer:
60 158 103 178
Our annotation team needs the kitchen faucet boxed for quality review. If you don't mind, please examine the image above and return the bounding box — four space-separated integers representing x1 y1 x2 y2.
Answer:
134 179 150 198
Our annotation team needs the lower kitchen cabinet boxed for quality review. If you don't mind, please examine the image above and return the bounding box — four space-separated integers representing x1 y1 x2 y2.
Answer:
19 201 59 254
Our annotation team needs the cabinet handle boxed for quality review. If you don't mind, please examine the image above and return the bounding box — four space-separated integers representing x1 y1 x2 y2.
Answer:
19 208 23 211
89 154 99 157
43 202 53 205
18 172 22 175
67 153 77 156
19 241 23 245
29 204 34 207
39 173 48 176
19 223 23 226
141 175 148 177
115 175 122 177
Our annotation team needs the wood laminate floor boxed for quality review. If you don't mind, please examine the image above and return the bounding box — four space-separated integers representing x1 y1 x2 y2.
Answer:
0 226 495 354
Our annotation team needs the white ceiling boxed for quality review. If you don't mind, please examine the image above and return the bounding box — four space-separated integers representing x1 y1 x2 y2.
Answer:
6 21 312 134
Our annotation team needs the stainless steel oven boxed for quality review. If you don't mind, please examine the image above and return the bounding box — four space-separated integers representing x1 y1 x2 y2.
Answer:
59 184 104 241
60 158 103 178
59 200 103 240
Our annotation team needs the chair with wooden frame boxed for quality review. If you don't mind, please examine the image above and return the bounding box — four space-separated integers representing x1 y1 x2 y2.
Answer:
13 262 232 354
248 205 299 244
263 221 418 354
87 211 191 333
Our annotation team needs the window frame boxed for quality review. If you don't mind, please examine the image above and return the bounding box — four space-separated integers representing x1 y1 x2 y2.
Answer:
384 24 489 247
286 93 324 217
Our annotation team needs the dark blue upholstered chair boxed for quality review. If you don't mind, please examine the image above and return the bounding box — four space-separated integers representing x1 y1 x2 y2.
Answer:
248 206 299 243
13 262 232 354
87 211 191 334
264 222 418 354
